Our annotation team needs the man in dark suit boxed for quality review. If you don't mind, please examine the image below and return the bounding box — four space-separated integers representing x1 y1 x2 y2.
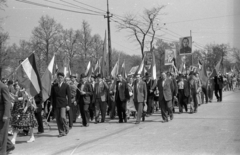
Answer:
151 72 175 122
93 74 109 123
34 92 44 134
144 73 155 116
133 74 147 124
50 72 71 137
76 74 93 127
214 71 224 102
0 81 15 154
115 74 130 123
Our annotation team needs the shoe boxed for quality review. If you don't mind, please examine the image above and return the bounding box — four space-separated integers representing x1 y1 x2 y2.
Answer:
7 146 15 154
27 137 35 143
85 124 89 127
124 118 127 123
69 127 72 130
142 116 145 122
170 115 174 120
162 119 168 123
36 132 44 134
58 134 66 137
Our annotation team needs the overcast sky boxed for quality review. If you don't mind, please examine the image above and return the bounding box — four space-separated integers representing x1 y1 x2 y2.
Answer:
1 0 240 55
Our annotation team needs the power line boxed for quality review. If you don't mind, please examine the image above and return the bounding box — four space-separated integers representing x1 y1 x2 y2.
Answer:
16 0 103 16
164 14 240 25
73 0 106 13
59 0 105 15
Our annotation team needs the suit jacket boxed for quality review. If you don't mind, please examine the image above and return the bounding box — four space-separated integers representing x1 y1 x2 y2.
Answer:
51 82 71 108
144 79 155 98
214 75 223 89
115 80 130 102
0 81 12 119
157 78 174 101
76 82 93 105
171 78 178 96
133 80 147 103
188 78 198 95
93 81 109 102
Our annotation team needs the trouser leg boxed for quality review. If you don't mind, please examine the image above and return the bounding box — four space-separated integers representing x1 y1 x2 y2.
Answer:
100 101 107 122
34 110 44 133
60 107 69 134
95 99 100 122
0 119 9 155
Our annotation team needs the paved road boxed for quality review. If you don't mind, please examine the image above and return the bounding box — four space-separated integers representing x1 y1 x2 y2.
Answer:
10 90 240 155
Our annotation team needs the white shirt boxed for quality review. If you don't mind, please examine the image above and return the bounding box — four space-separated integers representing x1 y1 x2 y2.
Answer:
58 82 63 87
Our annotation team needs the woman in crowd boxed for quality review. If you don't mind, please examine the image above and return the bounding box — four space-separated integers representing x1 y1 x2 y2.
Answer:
11 83 38 145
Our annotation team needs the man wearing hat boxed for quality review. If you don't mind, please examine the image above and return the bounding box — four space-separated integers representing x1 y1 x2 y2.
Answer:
93 74 109 123
50 72 71 137
76 73 93 127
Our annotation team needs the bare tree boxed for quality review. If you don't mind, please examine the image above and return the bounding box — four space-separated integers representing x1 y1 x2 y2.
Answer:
31 15 63 66
61 29 81 69
117 6 165 58
78 20 93 60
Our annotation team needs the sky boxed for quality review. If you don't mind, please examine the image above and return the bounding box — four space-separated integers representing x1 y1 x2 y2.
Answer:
1 0 240 56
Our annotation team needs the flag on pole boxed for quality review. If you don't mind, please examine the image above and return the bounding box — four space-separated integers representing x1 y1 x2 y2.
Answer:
135 55 146 77
150 51 157 80
128 66 139 75
15 53 42 97
94 57 102 76
85 61 92 77
199 61 208 87
41 54 55 102
120 59 127 79
198 59 202 70
63 55 71 77
210 58 223 78
111 54 120 78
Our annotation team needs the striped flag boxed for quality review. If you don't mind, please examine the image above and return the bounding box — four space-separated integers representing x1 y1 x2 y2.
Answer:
210 58 223 78
111 54 120 78
41 54 55 102
150 51 157 80
85 61 92 77
120 59 127 79
94 57 102 76
63 55 71 77
15 53 42 97
135 55 146 77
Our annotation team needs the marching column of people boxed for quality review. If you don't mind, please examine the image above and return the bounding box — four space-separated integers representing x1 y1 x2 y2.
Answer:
1 69 239 154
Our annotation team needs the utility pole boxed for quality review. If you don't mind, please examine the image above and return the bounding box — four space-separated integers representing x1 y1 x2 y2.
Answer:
0 36 2 79
104 0 113 75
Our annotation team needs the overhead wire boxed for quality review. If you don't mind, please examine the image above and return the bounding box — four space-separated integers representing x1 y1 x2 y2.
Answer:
15 0 103 16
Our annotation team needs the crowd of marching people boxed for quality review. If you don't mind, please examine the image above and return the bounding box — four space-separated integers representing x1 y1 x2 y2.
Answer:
0 70 240 154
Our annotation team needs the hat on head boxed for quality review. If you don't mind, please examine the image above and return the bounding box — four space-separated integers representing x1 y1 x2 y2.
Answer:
145 72 150 77
57 72 64 77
